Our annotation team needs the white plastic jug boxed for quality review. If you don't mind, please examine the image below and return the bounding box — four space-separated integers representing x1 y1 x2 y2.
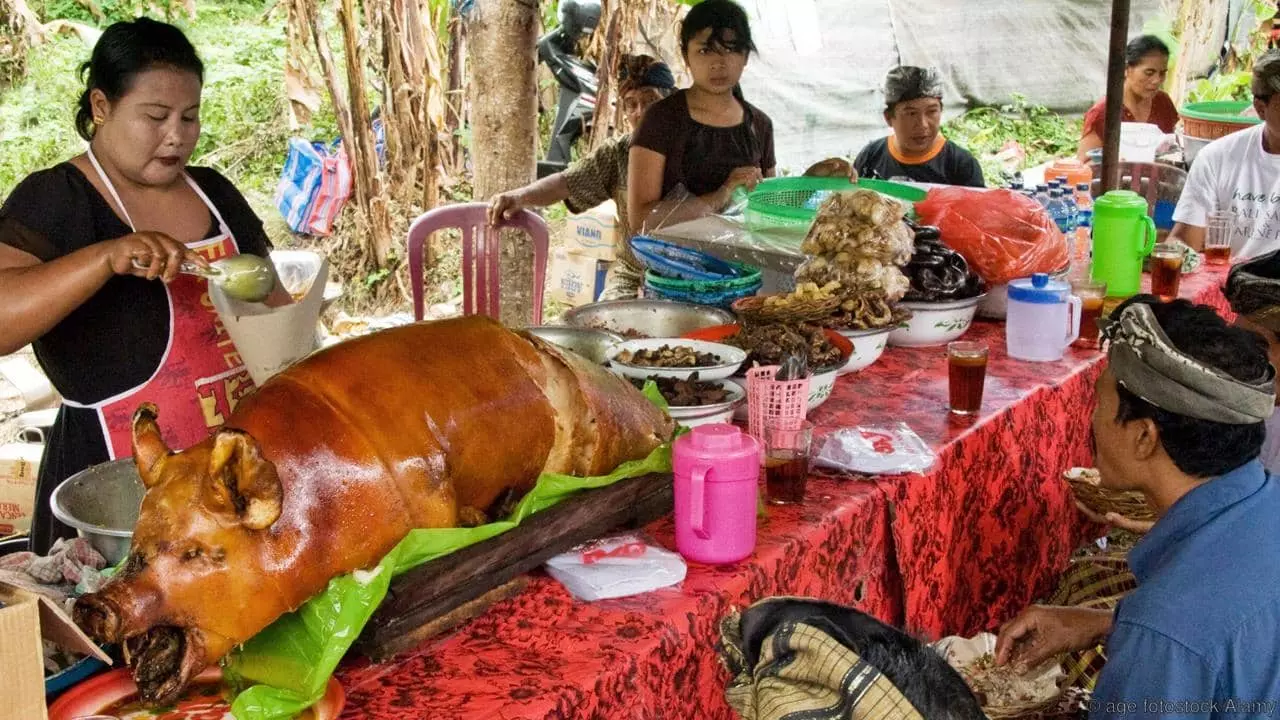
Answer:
1119 122 1164 163
1006 274 1081 362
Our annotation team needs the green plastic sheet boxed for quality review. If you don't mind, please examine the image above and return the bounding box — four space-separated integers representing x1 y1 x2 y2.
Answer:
225 384 673 720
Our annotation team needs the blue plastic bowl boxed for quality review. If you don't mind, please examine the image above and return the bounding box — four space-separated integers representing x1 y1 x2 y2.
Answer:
46 655 108 699
630 236 745 282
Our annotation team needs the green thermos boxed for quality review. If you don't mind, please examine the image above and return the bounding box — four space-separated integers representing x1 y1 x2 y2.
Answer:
1090 190 1156 297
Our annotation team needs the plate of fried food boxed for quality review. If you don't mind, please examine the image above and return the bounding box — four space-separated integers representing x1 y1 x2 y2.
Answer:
607 339 746 381
630 375 745 427
933 633 1064 720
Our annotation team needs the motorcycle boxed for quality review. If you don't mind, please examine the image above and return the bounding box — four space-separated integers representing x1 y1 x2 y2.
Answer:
536 0 601 179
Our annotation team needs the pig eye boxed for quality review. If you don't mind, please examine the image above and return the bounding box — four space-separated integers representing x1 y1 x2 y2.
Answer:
181 546 203 561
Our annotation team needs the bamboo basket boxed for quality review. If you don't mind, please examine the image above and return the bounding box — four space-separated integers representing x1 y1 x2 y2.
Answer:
732 294 840 325
1064 468 1155 522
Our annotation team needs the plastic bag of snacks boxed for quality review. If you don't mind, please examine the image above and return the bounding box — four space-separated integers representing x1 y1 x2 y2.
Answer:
915 187 1069 285
815 423 936 475
545 533 687 601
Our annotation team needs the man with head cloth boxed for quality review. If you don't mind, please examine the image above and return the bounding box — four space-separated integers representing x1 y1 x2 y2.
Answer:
993 298 1280 717
1170 49 1280 259
849 66 984 188
1226 249 1280 475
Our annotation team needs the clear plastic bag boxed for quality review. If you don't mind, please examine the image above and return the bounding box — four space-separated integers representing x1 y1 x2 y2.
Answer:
545 533 687 601
815 423 936 475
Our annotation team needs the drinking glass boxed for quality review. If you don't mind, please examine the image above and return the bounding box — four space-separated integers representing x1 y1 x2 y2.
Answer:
1072 279 1107 348
947 341 989 415
1149 242 1183 302
763 419 814 505
1204 211 1236 267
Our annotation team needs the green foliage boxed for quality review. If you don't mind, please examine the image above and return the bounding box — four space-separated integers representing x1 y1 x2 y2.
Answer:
1187 0 1275 103
0 33 85 193
0 0 340 226
942 94 1083 185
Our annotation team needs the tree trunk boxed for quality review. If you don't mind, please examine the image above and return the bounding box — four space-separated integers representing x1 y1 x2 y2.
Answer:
467 0 540 327
446 9 467 174
339 0 394 264
1167 0 1230 105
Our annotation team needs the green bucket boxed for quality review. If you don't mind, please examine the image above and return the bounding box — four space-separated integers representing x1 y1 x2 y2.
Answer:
744 177 926 232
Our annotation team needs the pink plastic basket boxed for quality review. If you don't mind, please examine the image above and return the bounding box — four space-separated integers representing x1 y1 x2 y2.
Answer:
746 365 811 441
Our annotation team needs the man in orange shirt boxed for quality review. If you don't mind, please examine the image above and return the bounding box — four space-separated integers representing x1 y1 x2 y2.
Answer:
852 66 985 188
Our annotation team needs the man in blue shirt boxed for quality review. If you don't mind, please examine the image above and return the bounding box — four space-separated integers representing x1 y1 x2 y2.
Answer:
995 297 1280 718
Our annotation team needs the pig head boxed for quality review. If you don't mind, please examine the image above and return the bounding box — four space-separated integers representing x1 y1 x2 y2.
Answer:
73 316 674 704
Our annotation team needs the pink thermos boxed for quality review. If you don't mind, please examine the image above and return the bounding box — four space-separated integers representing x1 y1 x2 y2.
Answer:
673 423 762 564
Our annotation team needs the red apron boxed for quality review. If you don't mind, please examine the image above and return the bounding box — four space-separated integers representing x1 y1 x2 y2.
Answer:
62 150 258 458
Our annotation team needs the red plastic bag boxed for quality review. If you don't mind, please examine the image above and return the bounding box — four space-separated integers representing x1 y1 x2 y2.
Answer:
915 187 1070 285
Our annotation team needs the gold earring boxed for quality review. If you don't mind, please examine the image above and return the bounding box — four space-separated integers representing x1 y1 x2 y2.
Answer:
94 115 104 124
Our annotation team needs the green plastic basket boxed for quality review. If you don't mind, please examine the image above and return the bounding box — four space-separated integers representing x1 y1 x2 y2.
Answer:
744 177 927 232
1180 100 1261 140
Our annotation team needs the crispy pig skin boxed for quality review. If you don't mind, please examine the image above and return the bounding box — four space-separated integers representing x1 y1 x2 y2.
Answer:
73 315 673 703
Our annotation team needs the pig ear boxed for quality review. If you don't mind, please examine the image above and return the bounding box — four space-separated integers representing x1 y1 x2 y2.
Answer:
132 403 171 489
205 429 283 531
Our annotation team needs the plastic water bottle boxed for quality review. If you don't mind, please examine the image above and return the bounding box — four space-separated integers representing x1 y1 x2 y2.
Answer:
1074 209 1093 278
1035 184 1051 207
1061 189 1079 234
1047 189 1073 233
1075 183 1092 212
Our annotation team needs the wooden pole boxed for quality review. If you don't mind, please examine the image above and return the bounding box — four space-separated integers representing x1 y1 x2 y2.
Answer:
1101 0 1132 192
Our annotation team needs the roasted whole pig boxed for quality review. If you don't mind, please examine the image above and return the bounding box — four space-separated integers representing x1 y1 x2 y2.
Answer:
73 316 674 704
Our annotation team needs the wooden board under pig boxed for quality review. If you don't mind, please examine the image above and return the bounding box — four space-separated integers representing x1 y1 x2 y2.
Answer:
358 472 674 659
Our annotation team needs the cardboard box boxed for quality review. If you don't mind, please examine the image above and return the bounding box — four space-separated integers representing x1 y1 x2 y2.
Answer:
549 248 611 307
0 442 41 536
0 581 112 720
566 201 619 261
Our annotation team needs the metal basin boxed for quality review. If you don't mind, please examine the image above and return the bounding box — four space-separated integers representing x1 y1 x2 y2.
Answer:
525 326 623 364
562 299 735 339
50 459 144 565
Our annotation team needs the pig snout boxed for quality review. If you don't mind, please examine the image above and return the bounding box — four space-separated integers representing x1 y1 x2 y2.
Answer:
74 579 164 645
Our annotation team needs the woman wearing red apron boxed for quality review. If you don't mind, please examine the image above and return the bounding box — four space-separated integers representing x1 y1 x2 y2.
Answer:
0 18 282 553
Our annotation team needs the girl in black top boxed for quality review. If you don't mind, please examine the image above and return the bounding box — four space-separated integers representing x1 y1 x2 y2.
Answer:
627 0 776 233
0 18 284 553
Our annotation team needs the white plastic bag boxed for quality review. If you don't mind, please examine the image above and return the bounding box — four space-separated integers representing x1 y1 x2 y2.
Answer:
545 533 687 602
815 422 936 475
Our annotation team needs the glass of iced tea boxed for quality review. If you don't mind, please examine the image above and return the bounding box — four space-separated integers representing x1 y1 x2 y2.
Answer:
1072 279 1107 349
948 341 988 415
1149 242 1183 302
763 419 814 505
1204 211 1235 266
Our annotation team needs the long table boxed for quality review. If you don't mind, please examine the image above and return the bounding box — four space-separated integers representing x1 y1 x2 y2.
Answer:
335 266 1230 719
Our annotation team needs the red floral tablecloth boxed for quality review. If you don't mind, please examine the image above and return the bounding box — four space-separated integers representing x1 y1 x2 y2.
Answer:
337 475 897 719
335 266 1230 719
809 266 1229 639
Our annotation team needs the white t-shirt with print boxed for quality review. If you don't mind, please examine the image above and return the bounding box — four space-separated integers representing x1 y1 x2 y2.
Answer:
1174 124 1280 260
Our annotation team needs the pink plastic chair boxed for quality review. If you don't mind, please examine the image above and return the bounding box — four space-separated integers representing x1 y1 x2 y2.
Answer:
406 202 550 325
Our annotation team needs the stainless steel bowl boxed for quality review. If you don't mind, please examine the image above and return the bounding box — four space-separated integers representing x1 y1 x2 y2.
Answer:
50 459 144 565
525 326 624 364
562 299 735 339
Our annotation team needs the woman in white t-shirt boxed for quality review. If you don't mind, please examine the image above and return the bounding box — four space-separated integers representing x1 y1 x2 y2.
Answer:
1171 50 1280 260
